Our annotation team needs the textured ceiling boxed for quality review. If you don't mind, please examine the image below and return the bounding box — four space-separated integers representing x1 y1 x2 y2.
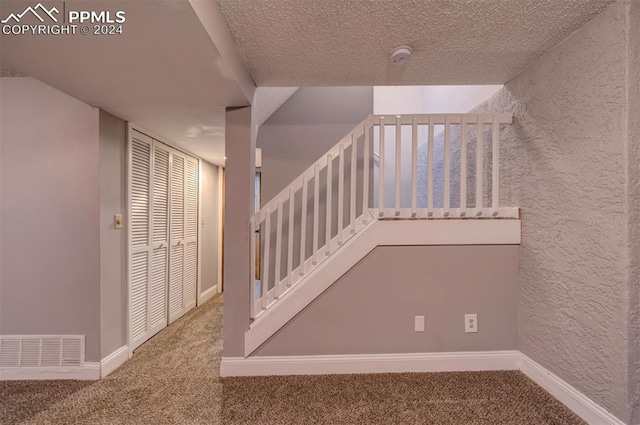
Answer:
217 0 615 86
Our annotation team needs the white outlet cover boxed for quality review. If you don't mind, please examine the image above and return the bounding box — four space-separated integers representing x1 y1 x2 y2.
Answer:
465 314 478 333
414 316 425 332
114 214 123 229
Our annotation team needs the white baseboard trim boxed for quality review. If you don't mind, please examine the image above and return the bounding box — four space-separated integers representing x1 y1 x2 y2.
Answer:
520 354 625 425
0 362 100 381
100 345 129 378
221 351 626 424
220 350 520 377
199 285 218 305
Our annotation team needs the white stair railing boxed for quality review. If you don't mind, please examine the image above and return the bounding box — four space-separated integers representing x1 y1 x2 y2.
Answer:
251 113 515 319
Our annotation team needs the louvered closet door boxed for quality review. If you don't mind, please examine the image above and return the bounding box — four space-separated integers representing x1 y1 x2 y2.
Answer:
129 130 152 351
168 151 186 323
149 141 170 336
184 155 199 311
130 133 200 349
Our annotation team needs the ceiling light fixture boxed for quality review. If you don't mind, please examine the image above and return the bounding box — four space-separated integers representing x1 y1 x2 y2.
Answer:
390 45 412 65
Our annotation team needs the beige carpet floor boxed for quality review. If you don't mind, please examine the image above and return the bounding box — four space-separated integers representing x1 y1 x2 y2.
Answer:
0 294 585 425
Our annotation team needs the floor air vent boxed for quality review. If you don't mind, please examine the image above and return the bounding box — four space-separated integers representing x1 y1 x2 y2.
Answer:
0 335 85 368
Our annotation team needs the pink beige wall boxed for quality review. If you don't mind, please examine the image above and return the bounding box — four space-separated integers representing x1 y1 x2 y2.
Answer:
255 245 519 356
628 1 640 423
0 77 101 361
200 160 221 293
99 110 127 359
257 87 373 289
258 86 373 204
223 106 254 357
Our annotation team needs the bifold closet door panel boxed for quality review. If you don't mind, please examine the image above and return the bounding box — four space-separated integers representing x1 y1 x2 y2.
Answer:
130 132 200 349
168 152 186 324
129 130 152 351
184 155 199 311
150 141 170 335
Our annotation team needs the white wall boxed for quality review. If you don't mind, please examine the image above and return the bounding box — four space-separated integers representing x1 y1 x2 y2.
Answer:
373 86 422 115
200 160 221 294
99 110 128 359
421 86 503 114
0 77 101 361
374 85 502 115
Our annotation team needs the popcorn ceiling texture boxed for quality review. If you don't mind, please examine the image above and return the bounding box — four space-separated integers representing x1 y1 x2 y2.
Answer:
473 2 631 421
217 0 614 86
0 68 26 77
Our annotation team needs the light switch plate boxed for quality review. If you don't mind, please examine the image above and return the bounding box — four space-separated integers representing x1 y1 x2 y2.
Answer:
414 316 425 332
465 314 478 333
114 214 123 229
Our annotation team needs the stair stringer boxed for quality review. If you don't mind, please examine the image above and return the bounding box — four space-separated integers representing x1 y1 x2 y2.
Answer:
244 218 522 356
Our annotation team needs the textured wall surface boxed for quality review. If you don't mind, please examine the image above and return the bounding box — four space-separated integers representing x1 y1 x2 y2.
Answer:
99 110 128 359
628 1 640 423
217 0 613 86
256 245 519 356
0 78 101 361
473 3 631 420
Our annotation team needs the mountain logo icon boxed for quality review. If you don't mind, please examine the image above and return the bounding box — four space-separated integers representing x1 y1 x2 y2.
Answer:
1 3 59 24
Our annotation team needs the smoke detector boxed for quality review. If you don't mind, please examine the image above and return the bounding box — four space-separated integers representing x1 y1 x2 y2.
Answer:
390 45 412 65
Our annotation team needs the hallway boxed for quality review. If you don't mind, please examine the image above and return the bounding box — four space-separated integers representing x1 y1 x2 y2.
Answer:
1 294 584 425
2 296 223 425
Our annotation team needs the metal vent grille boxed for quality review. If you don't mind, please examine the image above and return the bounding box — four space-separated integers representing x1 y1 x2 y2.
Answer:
0 336 84 368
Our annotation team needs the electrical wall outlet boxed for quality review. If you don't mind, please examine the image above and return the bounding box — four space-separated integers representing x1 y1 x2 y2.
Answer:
465 314 478 333
114 214 123 229
414 316 425 332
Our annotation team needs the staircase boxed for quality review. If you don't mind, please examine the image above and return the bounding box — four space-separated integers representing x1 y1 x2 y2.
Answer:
246 113 518 355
